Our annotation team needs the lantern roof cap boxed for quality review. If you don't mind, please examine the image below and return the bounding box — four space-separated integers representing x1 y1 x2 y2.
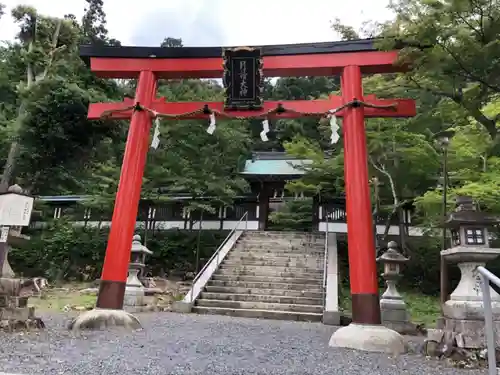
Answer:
7 184 23 194
444 196 500 228
131 234 153 254
377 241 408 263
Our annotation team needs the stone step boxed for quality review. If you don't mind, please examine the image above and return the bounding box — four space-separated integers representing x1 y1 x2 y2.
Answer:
245 230 325 238
223 259 323 268
216 268 323 279
211 274 322 285
192 305 323 322
204 285 324 298
238 235 325 244
199 292 323 305
228 253 323 260
227 258 324 266
219 264 323 274
195 299 323 314
233 248 324 255
231 249 324 256
207 279 323 291
236 240 324 248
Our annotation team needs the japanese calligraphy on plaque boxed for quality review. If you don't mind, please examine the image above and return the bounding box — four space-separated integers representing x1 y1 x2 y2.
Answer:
222 47 264 110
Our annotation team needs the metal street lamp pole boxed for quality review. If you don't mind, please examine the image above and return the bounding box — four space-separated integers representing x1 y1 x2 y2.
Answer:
434 130 455 307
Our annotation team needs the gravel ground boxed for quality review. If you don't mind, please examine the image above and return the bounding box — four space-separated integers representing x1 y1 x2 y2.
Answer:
0 312 487 375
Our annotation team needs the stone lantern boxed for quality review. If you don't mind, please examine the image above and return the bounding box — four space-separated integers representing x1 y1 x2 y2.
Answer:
124 234 152 308
441 195 500 348
0 184 34 277
377 241 412 333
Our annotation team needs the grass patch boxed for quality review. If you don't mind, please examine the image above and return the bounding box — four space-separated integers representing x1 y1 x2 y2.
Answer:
31 293 97 311
401 291 440 326
29 283 97 312
339 285 440 327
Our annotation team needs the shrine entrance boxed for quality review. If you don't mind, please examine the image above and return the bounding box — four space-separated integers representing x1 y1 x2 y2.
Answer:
80 38 416 326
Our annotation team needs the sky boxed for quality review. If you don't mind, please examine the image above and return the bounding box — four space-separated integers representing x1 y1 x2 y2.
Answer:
0 0 394 46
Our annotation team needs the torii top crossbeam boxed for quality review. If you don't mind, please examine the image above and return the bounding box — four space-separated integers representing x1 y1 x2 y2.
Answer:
80 38 403 79
79 38 417 332
81 38 416 120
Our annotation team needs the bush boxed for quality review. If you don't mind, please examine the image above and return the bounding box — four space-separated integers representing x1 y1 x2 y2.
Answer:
336 236 456 296
337 234 500 296
11 219 228 282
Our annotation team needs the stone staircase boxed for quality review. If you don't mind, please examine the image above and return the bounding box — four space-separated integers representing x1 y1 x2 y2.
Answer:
192 231 325 322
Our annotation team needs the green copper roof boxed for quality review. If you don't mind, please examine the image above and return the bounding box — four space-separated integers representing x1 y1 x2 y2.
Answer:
241 159 311 175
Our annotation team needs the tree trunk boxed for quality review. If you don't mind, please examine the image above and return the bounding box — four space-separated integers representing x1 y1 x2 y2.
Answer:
0 100 28 192
1 20 62 192
0 140 20 192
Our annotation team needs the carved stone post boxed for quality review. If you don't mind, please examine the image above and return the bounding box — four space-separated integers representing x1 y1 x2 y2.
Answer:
124 235 152 309
439 196 500 349
377 241 413 333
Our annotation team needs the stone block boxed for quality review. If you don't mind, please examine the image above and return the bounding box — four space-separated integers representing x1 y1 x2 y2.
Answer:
124 287 145 307
443 300 500 320
12 297 28 308
322 310 340 325
436 316 445 329
172 301 193 313
427 328 445 343
0 296 29 309
381 307 409 322
444 317 500 348
383 320 418 335
124 305 158 313
0 307 31 320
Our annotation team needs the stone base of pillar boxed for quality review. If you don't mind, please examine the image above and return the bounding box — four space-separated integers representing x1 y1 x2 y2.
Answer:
329 323 406 354
444 317 500 349
68 308 141 331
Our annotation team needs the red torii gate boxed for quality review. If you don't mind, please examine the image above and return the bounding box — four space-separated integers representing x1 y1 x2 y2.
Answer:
80 38 416 328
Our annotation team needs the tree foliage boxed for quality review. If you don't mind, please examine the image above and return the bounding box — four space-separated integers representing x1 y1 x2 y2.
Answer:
380 0 500 140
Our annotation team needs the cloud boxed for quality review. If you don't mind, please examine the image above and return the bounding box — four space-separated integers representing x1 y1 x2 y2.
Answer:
1 0 395 47
130 0 229 47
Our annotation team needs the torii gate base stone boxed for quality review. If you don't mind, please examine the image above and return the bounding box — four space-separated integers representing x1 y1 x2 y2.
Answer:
71 39 415 355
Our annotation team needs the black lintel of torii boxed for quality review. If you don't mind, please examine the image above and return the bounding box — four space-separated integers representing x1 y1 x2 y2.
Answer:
79 38 382 64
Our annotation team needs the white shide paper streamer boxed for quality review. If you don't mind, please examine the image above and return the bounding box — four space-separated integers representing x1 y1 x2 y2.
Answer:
206 113 216 135
260 119 270 142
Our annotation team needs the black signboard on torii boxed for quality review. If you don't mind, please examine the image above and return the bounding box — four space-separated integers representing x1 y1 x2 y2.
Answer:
222 47 264 110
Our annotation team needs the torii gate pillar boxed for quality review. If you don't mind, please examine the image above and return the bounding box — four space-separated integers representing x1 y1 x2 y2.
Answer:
96 71 157 309
340 65 381 323
328 65 406 354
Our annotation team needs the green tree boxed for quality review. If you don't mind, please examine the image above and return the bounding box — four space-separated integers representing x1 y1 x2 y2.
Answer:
0 5 124 194
81 0 120 46
0 6 79 190
379 0 500 140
